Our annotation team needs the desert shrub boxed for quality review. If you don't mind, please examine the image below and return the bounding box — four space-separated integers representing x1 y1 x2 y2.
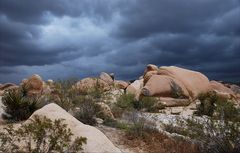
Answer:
112 93 136 118
2 89 38 121
196 91 219 116
215 98 240 122
134 96 165 112
170 81 186 99
196 91 240 121
0 115 86 153
164 115 240 153
51 79 79 111
74 95 97 125
103 118 130 130
116 93 136 110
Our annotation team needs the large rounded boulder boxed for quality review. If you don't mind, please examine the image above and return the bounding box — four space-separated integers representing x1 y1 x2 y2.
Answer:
126 79 144 100
27 103 121 153
142 75 190 98
158 66 210 98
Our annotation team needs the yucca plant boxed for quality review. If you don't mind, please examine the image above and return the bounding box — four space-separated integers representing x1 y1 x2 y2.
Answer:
2 89 38 121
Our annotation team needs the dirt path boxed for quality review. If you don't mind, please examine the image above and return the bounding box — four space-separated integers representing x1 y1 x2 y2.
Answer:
97 125 145 153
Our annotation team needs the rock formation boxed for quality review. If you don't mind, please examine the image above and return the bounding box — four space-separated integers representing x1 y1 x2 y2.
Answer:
27 103 121 153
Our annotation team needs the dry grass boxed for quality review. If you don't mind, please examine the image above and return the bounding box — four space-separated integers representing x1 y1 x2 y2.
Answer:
123 129 202 153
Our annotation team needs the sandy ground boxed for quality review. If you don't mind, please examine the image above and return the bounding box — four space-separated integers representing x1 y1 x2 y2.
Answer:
97 125 146 153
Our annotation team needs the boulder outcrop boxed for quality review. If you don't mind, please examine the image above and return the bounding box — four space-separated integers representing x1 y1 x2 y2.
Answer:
114 80 129 89
142 75 190 98
99 72 114 86
158 66 210 98
126 79 144 99
74 77 110 94
27 103 121 153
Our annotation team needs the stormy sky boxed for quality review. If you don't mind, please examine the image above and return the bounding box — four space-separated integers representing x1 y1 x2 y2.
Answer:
0 0 239 83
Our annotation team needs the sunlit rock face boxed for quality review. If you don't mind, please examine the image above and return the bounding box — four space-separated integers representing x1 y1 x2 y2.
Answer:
27 103 121 153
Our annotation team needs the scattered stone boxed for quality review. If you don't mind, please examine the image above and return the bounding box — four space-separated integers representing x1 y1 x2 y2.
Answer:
171 107 183 115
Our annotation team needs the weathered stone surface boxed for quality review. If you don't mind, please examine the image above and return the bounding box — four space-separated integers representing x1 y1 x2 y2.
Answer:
157 97 191 107
171 107 184 115
95 102 114 120
27 103 121 153
100 72 114 85
143 70 158 85
0 83 18 91
143 64 158 76
114 80 129 89
126 79 144 100
142 75 189 98
74 77 110 94
158 66 210 98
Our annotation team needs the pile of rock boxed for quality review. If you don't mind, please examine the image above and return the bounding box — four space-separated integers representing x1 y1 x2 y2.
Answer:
73 72 130 94
124 64 239 115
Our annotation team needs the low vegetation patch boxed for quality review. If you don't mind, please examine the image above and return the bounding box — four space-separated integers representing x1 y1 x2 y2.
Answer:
2 89 38 121
0 115 87 153
164 92 240 153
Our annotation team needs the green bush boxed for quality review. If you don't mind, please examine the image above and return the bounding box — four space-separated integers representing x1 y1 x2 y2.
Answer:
164 115 240 153
135 97 164 113
116 93 136 110
0 115 87 152
74 95 97 125
196 91 219 116
51 79 79 111
103 118 130 130
196 91 240 121
2 89 38 121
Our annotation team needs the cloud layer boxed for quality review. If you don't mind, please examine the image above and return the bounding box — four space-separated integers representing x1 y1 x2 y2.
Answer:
0 0 239 83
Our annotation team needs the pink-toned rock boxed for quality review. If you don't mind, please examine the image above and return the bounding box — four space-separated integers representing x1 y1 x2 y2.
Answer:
114 80 129 89
143 64 158 76
143 70 158 85
74 77 110 94
209 81 236 99
158 66 210 98
126 79 144 100
142 75 190 98
210 81 234 95
99 72 114 85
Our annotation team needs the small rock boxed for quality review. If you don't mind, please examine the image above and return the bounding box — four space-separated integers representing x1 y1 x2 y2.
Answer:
171 107 183 115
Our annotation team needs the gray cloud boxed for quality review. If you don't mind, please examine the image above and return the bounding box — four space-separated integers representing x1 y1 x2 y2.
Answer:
0 0 239 83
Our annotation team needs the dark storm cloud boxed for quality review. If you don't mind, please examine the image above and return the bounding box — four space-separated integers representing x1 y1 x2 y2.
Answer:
0 0 122 24
0 0 239 83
